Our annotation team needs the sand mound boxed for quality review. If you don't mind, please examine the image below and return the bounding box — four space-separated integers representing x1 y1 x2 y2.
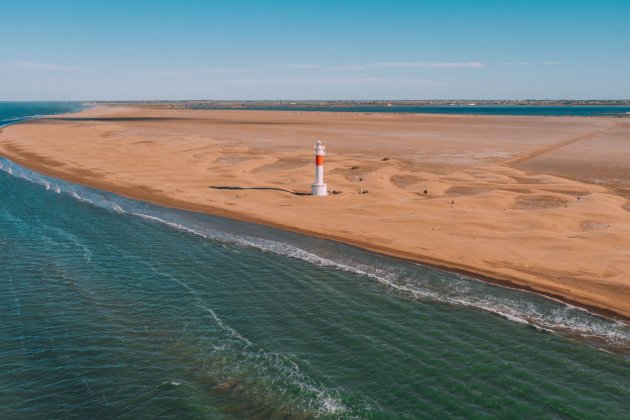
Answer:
215 156 255 165
329 165 378 183
513 195 569 210
510 176 546 185
251 157 308 173
445 186 491 197
390 174 424 188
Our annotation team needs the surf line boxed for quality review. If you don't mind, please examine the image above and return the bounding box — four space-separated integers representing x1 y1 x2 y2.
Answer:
0 156 628 348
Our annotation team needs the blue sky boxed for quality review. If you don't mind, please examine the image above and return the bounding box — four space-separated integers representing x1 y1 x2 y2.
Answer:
1 0 629 100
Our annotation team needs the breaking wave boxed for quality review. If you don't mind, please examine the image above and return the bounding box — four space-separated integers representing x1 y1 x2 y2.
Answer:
1 157 628 349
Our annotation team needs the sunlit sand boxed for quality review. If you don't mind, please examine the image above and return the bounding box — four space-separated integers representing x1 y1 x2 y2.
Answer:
1 106 629 317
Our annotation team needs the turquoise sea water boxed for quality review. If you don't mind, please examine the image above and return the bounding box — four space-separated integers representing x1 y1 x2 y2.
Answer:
1 105 630 418
0 102 83 126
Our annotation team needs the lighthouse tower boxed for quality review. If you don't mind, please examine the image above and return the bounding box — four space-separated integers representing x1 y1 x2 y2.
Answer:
312 139 328 196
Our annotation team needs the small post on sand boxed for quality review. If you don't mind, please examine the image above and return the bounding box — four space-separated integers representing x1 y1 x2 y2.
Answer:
311 139 328 196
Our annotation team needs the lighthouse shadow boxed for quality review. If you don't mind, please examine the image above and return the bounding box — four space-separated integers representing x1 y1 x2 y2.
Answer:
208 186 310 196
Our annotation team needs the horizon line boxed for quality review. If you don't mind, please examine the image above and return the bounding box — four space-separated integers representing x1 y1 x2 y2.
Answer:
3 98 630 103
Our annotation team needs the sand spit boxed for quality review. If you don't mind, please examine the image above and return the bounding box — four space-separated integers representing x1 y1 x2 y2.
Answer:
1 106 629 318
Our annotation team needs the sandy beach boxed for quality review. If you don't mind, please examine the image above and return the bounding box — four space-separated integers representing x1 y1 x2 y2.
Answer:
1 106 629 318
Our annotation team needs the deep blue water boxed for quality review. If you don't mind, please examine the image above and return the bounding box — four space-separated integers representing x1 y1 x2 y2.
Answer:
0 102 83 127
1 104 629 418
191 104 630 117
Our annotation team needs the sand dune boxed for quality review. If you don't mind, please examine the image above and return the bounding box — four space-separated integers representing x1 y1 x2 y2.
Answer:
1 106 629 318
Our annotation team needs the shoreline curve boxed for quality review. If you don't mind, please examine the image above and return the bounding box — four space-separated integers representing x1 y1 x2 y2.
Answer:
1 106 629 321
0 151 628 323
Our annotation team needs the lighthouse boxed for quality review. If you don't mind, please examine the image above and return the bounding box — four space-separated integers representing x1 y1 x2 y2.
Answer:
311 139 328 196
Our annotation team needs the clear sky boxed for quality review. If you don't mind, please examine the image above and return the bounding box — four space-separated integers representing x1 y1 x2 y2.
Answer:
1 0 629 100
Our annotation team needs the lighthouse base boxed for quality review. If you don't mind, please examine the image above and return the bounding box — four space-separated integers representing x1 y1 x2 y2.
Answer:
311 183 328 196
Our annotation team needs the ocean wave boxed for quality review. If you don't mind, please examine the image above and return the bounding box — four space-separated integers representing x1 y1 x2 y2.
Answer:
0 114 56 128
0 116 28 125
124 214 630 347
1 157 628 349
137 254 353 416
0 102 87 128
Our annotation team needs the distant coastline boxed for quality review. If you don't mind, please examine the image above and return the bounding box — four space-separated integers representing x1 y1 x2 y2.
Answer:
0 102 85 128
87 100 630 117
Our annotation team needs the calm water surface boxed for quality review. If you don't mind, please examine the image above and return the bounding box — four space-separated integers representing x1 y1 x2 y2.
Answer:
0 102 83 126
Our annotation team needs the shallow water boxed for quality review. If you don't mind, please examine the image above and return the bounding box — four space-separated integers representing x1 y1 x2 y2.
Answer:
1 158 629 418
0 102 83 126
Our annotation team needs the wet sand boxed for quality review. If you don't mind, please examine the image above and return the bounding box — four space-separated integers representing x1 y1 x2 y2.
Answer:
1 106 629 318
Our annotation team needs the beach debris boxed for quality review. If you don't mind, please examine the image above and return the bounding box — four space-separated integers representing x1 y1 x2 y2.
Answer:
331 190 342 195
351 165 361 170
424 189 428 195
311 139 328 196
359 188 369 194
381 157 390 161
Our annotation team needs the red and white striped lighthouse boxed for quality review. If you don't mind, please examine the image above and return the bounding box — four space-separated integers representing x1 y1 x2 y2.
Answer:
311 139 328 196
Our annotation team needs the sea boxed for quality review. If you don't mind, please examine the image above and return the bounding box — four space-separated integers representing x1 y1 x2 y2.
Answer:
1 103 629 418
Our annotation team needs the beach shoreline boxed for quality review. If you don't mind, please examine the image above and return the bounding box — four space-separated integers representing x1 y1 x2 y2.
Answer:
1 106 629 320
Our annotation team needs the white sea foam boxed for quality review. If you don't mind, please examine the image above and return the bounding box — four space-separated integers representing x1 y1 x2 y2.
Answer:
149 258 350 414
48 226 93 263
162 381 181 386
206 308 253 346
136 253 349 414
0 112 77 129
68 190 94 204
1 116 26 123
195 277 350 415
94 212 629 347
109 202 125 213
130 213 629 346
21 174 33 183
1 157 628 348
